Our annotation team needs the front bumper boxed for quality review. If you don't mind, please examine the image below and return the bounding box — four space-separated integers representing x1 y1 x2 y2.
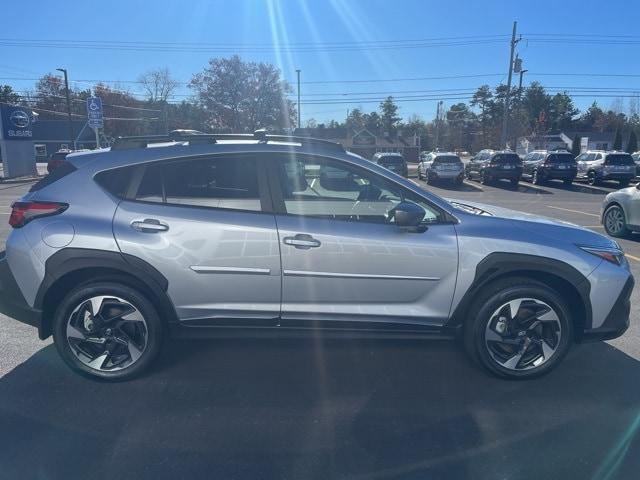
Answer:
581 275 633 341
0 252 42 331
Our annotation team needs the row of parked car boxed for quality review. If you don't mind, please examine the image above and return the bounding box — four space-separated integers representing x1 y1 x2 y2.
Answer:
414 148 640 189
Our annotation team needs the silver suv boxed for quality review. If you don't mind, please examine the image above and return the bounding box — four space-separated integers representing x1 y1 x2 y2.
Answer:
0 131 633 380
576 150 636 187
417 152 464 185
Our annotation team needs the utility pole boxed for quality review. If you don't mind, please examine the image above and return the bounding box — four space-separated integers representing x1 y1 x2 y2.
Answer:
296 69 301 129
56 68 74 149
500 21 519 149
434 100 443 150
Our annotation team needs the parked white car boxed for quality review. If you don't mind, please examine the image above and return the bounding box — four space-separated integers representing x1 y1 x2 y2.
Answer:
601 182 640 237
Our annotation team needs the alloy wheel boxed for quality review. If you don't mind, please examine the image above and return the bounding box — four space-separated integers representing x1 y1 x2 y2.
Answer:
604 206 626 236
484 298 562 371
66 296 149 372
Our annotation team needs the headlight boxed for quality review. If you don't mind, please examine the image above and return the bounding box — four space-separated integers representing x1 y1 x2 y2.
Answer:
579 245 626 266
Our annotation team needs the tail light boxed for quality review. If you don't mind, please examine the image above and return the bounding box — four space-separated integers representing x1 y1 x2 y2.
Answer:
9 201 68 228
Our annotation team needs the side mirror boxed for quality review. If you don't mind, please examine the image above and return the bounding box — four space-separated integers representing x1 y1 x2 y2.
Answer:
393 201 426 231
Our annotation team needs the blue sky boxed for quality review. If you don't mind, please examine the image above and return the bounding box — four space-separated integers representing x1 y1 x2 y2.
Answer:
2 0 640 125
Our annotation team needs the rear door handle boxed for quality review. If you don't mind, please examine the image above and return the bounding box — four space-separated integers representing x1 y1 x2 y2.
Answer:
283 234 321 249
130 218 169 233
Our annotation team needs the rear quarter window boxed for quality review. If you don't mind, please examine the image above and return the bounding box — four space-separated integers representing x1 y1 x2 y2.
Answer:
606 154 634 165
94 167 133 198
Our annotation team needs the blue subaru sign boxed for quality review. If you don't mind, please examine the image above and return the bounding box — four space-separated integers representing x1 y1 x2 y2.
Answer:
0 105 33 140
86 97 104 129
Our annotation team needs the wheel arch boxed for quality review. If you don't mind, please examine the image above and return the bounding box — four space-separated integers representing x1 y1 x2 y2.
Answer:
448 252 592 339
35 248 178 339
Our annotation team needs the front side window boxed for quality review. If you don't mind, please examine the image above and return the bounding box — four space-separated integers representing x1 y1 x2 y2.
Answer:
134 156 262 212
277 156 441 224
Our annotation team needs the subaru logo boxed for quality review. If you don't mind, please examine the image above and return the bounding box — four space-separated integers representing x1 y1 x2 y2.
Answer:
9 110 30 129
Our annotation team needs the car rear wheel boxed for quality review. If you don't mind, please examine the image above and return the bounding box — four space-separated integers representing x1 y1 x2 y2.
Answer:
510 178 519 188
463 277 573 379
563 179 573 186
480 171 491 185
603 204 630 238
532 169 543 185
619 179 630 188
587 171 599 186
52 282 163 380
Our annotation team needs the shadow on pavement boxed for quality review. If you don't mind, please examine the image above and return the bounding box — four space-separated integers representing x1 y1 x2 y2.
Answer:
1 339 639 480
540 180 616 195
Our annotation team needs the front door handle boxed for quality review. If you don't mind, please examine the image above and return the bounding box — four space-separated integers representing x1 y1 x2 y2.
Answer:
283 234 321 249
130 218 169 233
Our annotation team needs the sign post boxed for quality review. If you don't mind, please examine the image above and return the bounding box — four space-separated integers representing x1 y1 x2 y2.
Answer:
86 97 104 149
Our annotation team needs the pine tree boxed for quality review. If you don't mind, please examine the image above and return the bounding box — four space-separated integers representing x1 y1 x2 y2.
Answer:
613 127 623 150
627 130 638 154
571 134 581 157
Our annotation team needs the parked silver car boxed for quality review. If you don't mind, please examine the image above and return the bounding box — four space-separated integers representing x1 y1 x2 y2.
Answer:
601 182 640 237
418 152 464 185
576 150 636 187
0 131 633 380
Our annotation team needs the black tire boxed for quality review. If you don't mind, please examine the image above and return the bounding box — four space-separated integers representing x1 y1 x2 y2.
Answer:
463 277 573 379
52 282 164 381
587 171 599 186
510 178 520 188
480 171 491 185
417 167 423 180
455 177 464 187
563 179 573 186
603 204 630 238
619 179 630 188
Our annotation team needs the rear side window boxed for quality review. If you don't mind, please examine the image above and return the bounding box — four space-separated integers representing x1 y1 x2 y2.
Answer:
30 161 77 192
95 167 131 198
606 154 634 165
134 156 262 212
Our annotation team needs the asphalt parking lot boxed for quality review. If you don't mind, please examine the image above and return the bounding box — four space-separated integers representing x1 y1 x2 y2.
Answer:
1 172 639 479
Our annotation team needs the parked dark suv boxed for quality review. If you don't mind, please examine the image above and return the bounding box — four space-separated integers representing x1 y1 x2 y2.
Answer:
465 150 522 186
522 150 577 185
372 152 408 177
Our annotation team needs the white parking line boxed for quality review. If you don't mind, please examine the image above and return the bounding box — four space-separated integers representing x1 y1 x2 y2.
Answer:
545 205 600 217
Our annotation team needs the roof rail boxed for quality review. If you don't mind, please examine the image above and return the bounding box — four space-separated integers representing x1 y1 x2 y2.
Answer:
111 129 344 151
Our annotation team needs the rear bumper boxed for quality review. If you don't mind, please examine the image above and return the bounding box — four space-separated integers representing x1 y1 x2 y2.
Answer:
581 275 633 342
601 172 635 181
486 167 522 179
0 252 42 332
542 168 577 180
430 169 464 179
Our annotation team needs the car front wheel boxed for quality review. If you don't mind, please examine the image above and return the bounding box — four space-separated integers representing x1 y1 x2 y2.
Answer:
603 204 630 238
463 277 573 379
52 282 164 380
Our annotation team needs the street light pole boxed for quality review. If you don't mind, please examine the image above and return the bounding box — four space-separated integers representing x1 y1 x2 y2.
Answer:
296 69 301 129
56 68 74 150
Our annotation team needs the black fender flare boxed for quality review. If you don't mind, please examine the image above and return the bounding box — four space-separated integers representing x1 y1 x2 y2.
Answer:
35 248 177 338
448 252 592 329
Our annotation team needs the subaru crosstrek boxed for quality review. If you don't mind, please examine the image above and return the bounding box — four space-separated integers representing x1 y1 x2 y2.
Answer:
0 131 632 380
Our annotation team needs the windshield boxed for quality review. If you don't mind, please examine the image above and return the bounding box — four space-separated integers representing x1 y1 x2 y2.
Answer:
606 154 634 165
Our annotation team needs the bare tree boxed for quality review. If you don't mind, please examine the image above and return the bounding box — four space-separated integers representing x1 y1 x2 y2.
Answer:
139 67 179 103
